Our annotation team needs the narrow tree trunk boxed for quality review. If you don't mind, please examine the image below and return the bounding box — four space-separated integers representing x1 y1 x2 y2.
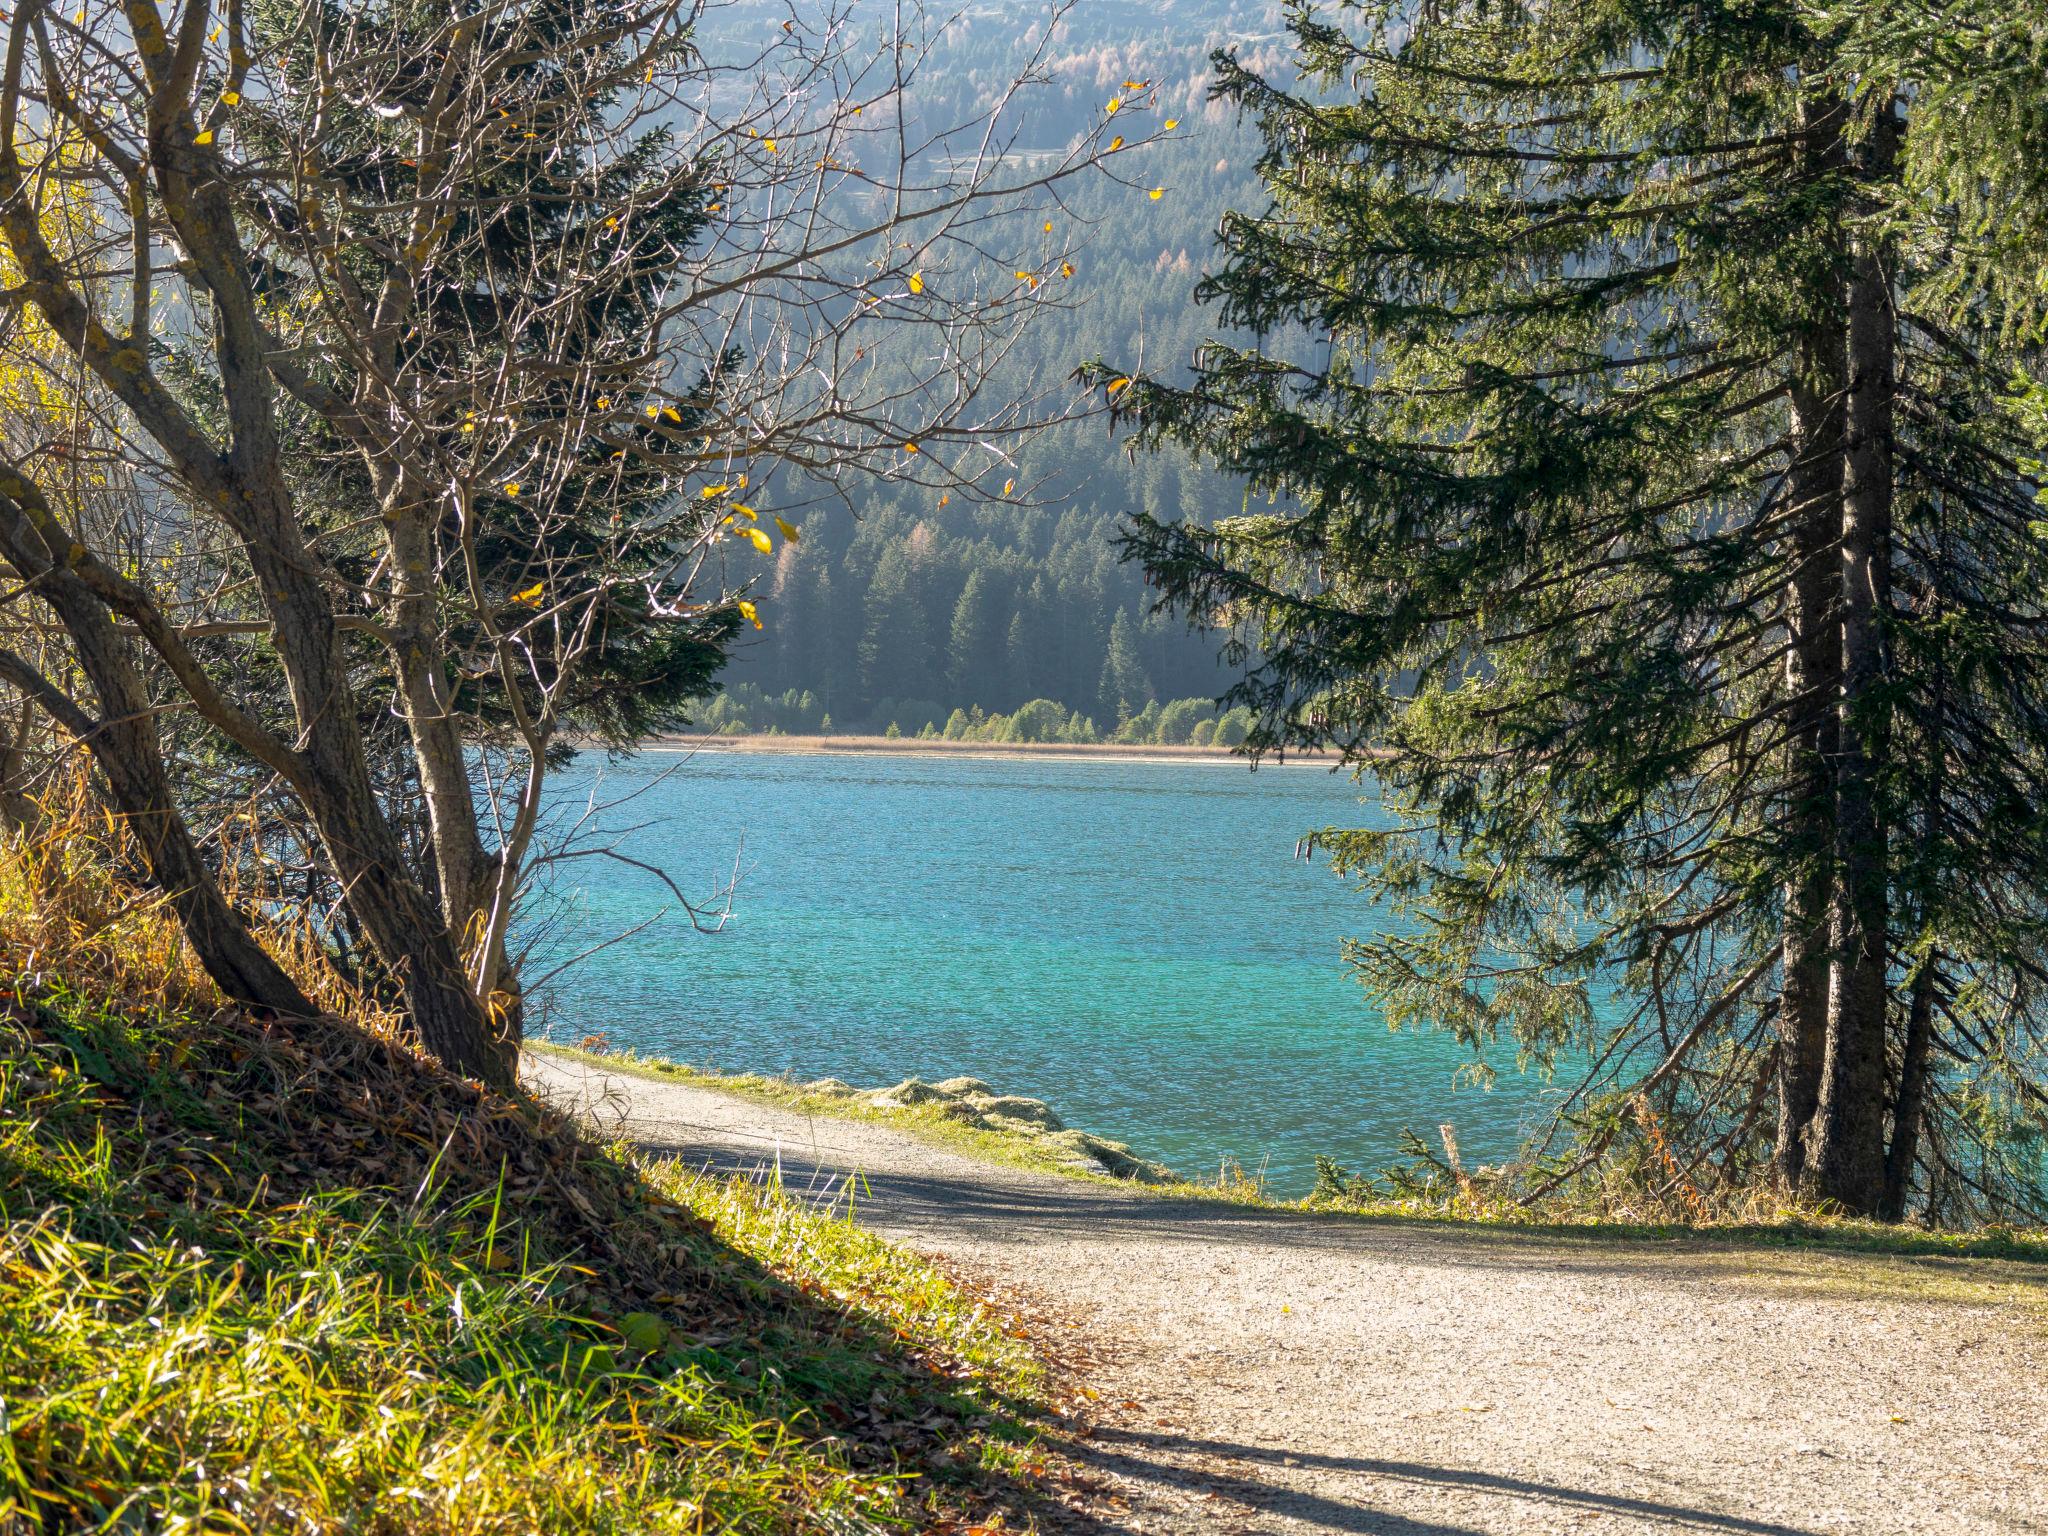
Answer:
0 697 40 834
1881 626 1949 1223
1803 100 1900 1216
283 742 514 1087
1880 954 1938 1222
380 479 494 939
1775 87 1848 1189
1777 339 1846 1181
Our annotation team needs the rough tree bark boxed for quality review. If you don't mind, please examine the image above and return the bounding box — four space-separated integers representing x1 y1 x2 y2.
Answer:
1775 86 1848 1190
1881 955 1939 1222
1803 100 1901 1216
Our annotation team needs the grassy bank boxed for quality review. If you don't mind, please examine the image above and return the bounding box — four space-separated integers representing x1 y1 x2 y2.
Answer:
0 814 1077 1533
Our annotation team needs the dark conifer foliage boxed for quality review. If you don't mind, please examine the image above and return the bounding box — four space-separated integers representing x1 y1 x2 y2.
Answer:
1110 0 2048 1221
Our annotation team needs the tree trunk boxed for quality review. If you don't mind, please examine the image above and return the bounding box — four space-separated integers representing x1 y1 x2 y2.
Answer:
1880 954 1938 1222
379 476 494 940
0 697 40 834
1803 100 1900 1217
1776 86 1848 1189
1777 295 1846 1183
1881 638 1949 1223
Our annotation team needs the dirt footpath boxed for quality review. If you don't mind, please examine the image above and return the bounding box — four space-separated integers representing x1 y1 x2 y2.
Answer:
529 1052 2048 1536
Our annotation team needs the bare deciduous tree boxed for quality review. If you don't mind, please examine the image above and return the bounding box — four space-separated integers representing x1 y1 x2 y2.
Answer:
0 0 1161 1085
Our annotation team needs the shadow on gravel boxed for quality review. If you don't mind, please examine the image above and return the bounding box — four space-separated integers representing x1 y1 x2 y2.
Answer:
615 1124 2047 1303
1065 1425 1827 1536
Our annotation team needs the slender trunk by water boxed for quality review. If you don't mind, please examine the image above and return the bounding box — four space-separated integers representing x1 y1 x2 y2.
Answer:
1777 315 1847 1180
1804 101 1900 1216
1881 635 1949 1222
1775 87 1848 1189
1881 956 1939 1222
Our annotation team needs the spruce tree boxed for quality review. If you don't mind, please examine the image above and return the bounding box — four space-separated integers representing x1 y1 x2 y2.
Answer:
1112 0 2048 1220
949 570 1004 700
1098 607 1153 718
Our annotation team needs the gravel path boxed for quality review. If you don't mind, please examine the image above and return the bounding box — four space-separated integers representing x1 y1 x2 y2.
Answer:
528 1053 2048 1536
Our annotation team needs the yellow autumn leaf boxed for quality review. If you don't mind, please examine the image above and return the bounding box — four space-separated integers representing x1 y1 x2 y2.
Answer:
773 516 801 543
938 493 949 507
596 396 611 408
1109 136 1124 151
1107 95 1122 114
1107 377 1131 395
764 139 778 153
1060 261 1075 278
701 483 729 498
902 441 919 453
195 130 215 145
736 472 749 488
1014 269 1031 281
646 404 659 417
907 272 924 294
1149 187 1164 200
1165 118 1180 130
732 503 759 520
221 90 241 106
1003 478 1015 495
737 599 762 629
1043 220 1053 233
512 581 544 605
743 526 772 554
503 481 522 496
662 406 682 423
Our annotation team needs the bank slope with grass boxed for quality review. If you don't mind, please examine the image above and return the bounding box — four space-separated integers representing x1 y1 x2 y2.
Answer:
0 823 1079 1534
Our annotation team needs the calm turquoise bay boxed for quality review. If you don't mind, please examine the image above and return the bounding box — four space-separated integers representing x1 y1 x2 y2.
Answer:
529 748 1560 1194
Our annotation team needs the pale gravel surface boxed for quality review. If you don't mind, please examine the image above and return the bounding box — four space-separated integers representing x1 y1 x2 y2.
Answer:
528 1053 2048 1536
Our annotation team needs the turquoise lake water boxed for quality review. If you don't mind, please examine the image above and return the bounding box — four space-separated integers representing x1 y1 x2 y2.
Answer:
528 748 1560 1193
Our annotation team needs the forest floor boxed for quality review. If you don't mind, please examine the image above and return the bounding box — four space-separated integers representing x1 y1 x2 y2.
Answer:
530 1051 2048 1536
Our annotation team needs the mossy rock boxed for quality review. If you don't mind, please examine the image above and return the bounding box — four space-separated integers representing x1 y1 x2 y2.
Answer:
802 1077 856 1097
865 1076 949 1107
932 1075 995 1097
963 1094 1063 1132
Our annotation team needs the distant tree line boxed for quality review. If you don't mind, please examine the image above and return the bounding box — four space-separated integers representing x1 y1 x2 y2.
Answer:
697 683 1256 746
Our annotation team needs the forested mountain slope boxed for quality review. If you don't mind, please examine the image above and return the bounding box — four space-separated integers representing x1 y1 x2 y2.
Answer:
705 1 1286 732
